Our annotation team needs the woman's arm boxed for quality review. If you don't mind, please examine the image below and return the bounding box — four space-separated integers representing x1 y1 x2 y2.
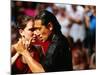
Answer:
11 52 19 65
14 38 45 73
11 44 20 65
21 50 45 73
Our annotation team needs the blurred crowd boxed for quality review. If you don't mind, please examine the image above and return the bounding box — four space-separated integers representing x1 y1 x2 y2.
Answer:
11 1 96 70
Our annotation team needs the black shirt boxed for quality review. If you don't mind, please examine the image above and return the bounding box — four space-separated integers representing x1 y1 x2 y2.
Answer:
41 33 73 72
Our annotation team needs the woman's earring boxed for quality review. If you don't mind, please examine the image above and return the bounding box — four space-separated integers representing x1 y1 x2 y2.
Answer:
22 35 25 38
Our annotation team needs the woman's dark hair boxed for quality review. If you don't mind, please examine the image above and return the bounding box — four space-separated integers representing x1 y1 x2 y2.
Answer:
35 10 61 34
15 15 34 38
17 15 34 30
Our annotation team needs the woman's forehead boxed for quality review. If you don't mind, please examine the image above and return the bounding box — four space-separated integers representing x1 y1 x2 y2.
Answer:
26 20 34 28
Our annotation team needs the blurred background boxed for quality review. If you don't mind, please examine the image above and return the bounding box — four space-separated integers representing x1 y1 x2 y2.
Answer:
11 1 96 70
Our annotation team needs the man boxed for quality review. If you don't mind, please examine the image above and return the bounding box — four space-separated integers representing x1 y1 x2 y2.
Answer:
33 10 73 72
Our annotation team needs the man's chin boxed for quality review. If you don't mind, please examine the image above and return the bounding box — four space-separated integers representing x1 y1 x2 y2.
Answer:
40 39 44 42
39 39 45 42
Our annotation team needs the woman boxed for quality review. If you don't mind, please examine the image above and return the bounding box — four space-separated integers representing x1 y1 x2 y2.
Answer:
11 15 44 74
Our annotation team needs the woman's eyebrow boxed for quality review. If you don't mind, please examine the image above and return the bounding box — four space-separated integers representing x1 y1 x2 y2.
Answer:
29 28 35 31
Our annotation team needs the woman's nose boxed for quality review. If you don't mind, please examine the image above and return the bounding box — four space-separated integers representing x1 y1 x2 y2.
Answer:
34 30 41 36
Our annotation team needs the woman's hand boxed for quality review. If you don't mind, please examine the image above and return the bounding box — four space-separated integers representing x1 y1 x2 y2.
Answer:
14 37 35 54
14 39 25 53
13 37 45 72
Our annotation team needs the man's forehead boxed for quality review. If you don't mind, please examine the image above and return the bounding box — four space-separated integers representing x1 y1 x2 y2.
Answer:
34 20 42 27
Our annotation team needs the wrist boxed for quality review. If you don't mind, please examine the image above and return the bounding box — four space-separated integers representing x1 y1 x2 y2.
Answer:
21 49 30 56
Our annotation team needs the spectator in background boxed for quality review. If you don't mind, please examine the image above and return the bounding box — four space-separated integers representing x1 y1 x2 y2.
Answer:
83 5 92 55
84 6 96 68
66 5 85 43
84 6 96 56
12 1 24 22
56 5 72 38
46 3 59 16
35 3 47 16
52 4 59 16
89 48 96 69
55 5 74 48
72 40 89 70
89 6 96 55
23 2 37 17
46 3 54 13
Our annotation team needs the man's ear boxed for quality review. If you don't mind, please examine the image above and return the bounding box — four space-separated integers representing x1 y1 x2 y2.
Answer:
47 22 53 31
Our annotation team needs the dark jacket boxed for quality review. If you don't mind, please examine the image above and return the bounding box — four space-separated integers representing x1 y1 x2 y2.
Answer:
41 33 73 72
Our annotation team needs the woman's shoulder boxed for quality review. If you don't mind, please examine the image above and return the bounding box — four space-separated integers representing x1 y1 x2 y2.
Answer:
11 43 19 56
12 43 18 49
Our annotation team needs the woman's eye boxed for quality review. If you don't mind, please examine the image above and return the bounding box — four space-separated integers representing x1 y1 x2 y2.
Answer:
38 28 41 30
29 28 35 31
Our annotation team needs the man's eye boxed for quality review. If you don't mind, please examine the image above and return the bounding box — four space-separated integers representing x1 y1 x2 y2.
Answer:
38 28 41 30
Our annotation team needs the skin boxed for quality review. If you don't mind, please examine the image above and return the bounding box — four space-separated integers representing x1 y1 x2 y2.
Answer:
11 20 35 56
11 20 35 64
34 20 53 42
11 19 55 73
20 20 35 42
11 20 45 73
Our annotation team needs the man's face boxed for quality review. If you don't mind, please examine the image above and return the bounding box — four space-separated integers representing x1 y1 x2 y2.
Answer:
34 20 51 42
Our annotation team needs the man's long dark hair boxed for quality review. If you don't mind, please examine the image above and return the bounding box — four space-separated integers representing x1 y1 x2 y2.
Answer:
35 10 61 34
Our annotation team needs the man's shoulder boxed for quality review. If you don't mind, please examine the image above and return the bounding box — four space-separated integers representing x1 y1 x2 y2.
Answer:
52 34 67 43
50 34 69 50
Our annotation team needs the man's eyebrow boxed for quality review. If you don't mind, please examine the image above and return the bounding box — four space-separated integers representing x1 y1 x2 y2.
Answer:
33 27 41 29
29 27 41 30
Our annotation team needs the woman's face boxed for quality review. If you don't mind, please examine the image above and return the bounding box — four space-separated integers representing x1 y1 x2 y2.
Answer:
20 20 34 41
